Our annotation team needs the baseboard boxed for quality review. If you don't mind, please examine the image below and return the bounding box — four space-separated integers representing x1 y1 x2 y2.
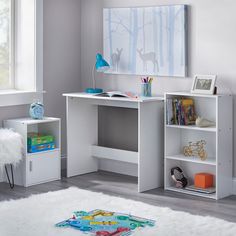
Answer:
233 178 236 195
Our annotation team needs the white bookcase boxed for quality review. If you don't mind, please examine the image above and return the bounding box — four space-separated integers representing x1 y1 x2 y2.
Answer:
4 117 61 187
164 92 233 200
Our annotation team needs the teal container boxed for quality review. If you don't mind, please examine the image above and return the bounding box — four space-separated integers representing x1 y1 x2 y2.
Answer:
141 83 152 97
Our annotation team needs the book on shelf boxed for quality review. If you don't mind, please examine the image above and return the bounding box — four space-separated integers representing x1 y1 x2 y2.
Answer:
185 185 216 194
166 98 196 125
27 132 56 153
94 91 137 98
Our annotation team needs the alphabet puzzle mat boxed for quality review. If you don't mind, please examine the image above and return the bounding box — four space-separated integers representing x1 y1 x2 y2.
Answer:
55 209 155 235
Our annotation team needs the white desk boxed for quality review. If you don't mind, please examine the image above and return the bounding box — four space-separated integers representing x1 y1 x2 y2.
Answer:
64 93 164 192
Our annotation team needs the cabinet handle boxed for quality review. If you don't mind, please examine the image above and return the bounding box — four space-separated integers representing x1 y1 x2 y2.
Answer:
29 161 33 172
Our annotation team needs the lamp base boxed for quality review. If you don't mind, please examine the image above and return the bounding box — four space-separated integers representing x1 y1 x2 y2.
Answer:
85 88 103 94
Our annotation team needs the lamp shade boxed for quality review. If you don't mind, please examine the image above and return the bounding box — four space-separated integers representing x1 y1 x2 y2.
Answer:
95 53 110 72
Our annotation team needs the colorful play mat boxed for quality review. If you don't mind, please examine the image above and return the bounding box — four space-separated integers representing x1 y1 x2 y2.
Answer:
56 209 155 235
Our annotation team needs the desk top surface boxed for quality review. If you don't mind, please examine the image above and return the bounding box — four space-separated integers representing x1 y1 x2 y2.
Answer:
63 92 164 103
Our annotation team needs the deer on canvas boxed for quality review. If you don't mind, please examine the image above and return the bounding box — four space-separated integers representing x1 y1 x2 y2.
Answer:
111 48 123 71
137 49 159 73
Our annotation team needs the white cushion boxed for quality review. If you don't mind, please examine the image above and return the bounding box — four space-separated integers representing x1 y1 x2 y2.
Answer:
0 129 23 167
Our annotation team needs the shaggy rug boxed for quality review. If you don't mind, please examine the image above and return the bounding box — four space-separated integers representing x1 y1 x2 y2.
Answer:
0 187 236 236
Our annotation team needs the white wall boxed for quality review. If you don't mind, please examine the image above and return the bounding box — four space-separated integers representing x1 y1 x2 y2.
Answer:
43 0 81 156
0 0 81 182
80 0 236 176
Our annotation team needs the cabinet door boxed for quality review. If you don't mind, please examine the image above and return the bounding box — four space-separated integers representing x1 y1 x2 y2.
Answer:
26 150 61 186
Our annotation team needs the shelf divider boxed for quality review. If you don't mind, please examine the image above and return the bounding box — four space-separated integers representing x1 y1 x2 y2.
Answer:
166 124 217 132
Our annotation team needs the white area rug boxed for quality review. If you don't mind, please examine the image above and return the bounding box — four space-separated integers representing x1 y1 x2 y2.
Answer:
0 187 236 236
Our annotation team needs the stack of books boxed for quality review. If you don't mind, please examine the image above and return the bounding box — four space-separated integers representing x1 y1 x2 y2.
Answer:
166 98 196 125
27 133 56 153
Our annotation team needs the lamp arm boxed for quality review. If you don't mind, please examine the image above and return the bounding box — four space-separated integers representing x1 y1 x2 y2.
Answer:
92 64 96 89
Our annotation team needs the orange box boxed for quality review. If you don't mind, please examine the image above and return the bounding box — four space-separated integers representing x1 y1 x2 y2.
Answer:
194 173 213 189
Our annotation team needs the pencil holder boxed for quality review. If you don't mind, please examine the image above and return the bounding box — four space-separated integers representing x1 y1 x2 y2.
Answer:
141 83 152 97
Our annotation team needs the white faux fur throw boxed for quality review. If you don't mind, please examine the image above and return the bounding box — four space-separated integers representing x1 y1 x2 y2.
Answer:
0 129 23 167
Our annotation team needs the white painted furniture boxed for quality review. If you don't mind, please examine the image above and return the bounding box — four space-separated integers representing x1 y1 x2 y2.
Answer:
164 92 233 199
64 93 164 192
3 117 61 187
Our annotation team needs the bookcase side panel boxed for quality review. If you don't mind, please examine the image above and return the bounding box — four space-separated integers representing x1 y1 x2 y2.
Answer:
217 96 233 199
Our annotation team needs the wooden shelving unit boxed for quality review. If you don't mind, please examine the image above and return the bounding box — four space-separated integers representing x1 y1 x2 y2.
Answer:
164 92 233 200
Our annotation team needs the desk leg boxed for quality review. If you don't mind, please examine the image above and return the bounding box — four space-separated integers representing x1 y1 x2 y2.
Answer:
66 97 98 177
138 101 164 192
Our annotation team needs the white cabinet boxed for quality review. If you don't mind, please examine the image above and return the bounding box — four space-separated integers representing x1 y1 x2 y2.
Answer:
164 92 233 199
4 117 61 187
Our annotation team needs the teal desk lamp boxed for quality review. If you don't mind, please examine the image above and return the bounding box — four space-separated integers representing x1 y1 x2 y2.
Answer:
85 53 110 93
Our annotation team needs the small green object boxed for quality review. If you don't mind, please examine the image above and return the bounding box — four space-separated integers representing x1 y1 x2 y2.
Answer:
116 216 129 221
27 133 54 146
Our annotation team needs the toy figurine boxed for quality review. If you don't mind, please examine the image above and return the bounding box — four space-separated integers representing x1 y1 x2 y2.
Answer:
195 117 215 128
183 140 207 161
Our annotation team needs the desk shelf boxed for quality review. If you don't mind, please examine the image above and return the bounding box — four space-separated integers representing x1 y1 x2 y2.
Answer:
166 154 216 166
92 146 138 164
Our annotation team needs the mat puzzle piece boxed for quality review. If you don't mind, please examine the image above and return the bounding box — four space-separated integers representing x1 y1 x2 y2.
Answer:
56 209 155 235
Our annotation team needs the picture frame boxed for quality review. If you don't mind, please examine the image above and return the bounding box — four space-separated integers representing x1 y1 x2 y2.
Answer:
191 75 217 95
103 5 188 77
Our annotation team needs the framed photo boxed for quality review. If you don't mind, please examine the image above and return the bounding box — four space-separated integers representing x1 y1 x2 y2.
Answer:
191 75 217 94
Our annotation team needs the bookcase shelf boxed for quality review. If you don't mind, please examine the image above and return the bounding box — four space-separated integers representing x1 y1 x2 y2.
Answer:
165 186 217 199
164 92 233 200
166 124 216 132
166 154 216 166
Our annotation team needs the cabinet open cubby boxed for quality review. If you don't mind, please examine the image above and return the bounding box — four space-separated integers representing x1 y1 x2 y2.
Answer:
165 128 216 160
27 119 60 154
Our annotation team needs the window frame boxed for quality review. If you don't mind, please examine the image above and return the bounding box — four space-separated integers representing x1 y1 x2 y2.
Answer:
0 0 15 90
0 0 44 107
10 0 15 89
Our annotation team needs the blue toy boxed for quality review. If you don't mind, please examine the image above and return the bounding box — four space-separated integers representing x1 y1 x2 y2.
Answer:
56 209 155 236
29 102 44 119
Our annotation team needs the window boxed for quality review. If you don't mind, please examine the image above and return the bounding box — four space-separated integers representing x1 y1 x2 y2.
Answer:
0 0 14 89
0 0 43 107
0 0 43 92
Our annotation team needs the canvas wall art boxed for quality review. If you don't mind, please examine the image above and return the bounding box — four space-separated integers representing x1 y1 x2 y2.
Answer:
103 5 187 77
